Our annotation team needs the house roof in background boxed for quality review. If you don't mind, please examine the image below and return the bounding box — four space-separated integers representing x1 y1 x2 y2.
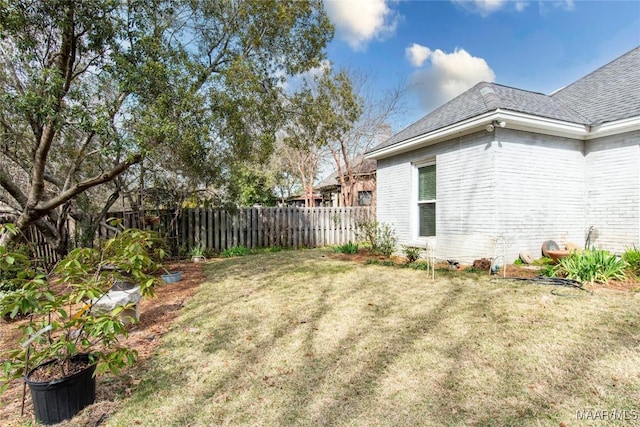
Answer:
369 46 640 156
316 155 377 190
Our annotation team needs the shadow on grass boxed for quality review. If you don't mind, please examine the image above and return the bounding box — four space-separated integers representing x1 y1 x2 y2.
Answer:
113 251 640 427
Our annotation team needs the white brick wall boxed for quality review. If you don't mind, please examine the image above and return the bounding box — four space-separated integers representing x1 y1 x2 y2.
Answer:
375 128 640 263
494 129 585 261
585 130 640 253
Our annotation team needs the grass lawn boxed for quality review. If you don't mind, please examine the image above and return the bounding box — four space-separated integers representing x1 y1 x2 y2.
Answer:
107 249 640 426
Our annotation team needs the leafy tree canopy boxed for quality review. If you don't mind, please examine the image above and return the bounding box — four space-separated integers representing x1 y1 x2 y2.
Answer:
0 0 332 252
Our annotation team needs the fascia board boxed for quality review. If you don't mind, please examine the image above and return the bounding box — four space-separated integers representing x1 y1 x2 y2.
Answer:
366 111 496 160
498 110 589 139
587 116 640 139
366 109 589 160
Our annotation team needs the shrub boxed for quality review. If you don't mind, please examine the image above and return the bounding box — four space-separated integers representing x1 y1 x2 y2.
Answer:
222 246 252 257
334 241 359 254
355 219 378 250
374 223 398 257
402 246 421 263
355 220 397 257
0 246 33 293
623 246 640 277
0 225 39 293
554 249 627 284
1 227 162 393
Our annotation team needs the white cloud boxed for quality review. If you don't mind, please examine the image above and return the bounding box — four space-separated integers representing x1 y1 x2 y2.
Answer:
282 59 332 92
451 0 508 16
405 43 432 67
409 48 496 112
539 0 575 14
323 0 399 50
454 0 574 16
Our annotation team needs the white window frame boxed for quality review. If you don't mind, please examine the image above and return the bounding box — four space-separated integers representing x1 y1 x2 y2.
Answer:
413 158 436 242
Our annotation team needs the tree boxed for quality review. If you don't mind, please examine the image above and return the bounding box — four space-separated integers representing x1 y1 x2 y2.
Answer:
325 69 405 206
281 66 361 207
0 0 333 252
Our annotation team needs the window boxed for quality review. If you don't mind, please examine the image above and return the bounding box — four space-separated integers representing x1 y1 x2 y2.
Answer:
358 190 372 206
418 163 436 237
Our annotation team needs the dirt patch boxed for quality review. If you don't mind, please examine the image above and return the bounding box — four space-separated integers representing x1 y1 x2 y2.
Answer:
0 260 205 426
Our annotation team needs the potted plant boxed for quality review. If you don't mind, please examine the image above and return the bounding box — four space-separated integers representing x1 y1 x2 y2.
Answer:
0 226 164 425
189 245 206 263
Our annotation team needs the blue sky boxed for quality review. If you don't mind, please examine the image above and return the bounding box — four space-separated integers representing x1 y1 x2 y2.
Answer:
322 0 640 129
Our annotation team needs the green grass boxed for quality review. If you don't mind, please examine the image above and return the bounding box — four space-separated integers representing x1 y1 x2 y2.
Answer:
108 249 640 426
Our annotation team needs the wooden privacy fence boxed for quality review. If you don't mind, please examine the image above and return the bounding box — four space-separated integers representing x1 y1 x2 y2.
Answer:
24 226 63 267
100 207 374 253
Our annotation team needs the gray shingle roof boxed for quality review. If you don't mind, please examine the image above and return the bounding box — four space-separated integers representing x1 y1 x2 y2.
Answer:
551 47 640 125
370 46 640 154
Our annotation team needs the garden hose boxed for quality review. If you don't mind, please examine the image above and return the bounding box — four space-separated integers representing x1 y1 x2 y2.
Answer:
495 276 593 296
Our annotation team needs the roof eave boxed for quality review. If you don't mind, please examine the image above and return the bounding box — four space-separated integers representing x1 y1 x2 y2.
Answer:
366 109 590 160
587 116 640 139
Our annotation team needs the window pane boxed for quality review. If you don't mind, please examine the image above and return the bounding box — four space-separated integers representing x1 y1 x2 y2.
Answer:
419 203 435 237
358 191 372 206
418 165 436 200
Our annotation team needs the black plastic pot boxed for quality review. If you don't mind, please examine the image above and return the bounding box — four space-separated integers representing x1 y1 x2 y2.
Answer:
25 354 96 425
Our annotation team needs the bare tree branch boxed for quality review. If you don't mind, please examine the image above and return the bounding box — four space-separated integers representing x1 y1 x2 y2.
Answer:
34 153 143 214
0 165 28 208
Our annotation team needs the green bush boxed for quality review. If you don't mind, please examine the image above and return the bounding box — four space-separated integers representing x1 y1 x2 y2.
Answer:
1 227 162 390
374 223 398 257
334 241 359 254
554 249 627 284
355 219 378 250
355 220 398 257
402 246 421 263
222 246 252 257
623 246 640 277
0 225 38 293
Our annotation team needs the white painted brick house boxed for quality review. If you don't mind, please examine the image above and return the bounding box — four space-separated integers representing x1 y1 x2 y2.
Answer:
366 47 640 263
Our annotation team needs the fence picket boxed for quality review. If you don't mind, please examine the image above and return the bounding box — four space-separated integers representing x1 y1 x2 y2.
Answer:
93 206 371 254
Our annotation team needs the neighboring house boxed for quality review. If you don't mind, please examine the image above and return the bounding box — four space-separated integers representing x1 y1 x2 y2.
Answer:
317 155 377 207
283 194 323 207
366 47 640 263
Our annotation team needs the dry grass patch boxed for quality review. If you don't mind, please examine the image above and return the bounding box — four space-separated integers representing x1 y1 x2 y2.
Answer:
107 249 640 426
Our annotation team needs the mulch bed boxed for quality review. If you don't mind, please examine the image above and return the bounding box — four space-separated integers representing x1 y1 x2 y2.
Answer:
329 249 639 292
